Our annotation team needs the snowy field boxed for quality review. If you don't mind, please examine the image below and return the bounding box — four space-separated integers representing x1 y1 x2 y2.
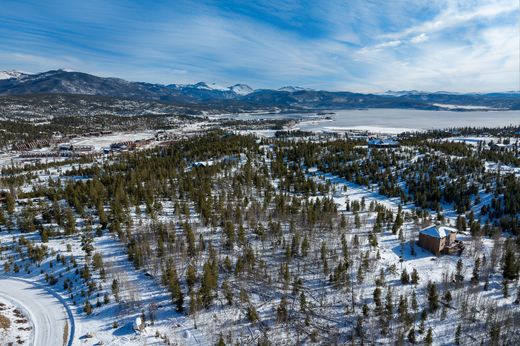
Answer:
68 131 156 151
0 295 32 345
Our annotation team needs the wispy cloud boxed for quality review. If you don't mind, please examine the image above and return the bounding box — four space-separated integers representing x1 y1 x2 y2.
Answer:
382 0 518 40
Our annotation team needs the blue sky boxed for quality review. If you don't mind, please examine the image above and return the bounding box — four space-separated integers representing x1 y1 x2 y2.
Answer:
0 0 518 91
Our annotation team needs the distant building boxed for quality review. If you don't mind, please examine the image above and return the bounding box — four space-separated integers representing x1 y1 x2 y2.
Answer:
417 225 463 256
58 143 73 151
192 160 214 168
368 138 399 148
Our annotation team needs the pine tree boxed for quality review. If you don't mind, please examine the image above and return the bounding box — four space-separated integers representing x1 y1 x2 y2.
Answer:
398 295 409 324
237 224 246 246
185 224 197 257
471 257 480 284
418 309 427 334
455 324 462 345
411 290 418 313
247 305 259 322
165 260 184 312
199 260 217 308
373 287 382 312
455 258 464 283
5 192 15 214
186 263 197 292
427 281 439 312
407 327 416 344
222 281 233 305
299 292 307 312
111 279 120 302
489 323 500 346
301 235 310 257
503 246 518 280
401 268 410 284
385 287 393 319
64 207 76 235
216 333 226 346
424 327 433 346
411 268 420 285
276 297 288 323
443 290 452 306
352 317 365 344
84 300 93 315
502 279 509 298
224 221 235 250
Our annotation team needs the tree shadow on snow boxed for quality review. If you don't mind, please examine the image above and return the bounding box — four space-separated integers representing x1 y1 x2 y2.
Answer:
390 241 434 261
112 322 134 336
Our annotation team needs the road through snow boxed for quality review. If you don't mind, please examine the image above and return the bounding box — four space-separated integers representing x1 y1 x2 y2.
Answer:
0 277 74 346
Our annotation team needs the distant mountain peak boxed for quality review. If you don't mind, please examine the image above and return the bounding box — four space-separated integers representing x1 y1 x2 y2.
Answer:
230 84 253 95
0 70 30 80
278 86 311 92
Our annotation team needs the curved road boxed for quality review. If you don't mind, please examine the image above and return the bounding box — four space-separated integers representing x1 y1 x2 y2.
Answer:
0 277 74 346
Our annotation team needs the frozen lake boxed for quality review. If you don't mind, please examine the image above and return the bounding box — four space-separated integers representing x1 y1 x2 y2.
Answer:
233 108 520 133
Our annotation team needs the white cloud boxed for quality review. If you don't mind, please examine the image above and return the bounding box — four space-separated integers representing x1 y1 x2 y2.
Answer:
383 0 518 40
410 33 428 44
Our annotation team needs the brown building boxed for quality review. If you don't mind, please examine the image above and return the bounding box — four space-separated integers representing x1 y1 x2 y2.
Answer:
418 225 462 256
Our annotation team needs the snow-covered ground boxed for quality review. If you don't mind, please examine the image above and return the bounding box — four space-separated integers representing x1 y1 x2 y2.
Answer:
68 131 155 151
0 295 32 345
0 277 73 346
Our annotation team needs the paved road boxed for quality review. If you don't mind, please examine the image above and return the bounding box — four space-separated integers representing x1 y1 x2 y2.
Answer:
0 277 74 346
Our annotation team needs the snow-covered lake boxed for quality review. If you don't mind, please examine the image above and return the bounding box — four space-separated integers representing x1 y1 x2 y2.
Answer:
233 108 520 133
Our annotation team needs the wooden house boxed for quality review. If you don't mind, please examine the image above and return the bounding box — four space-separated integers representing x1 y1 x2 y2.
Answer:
418 225 463 256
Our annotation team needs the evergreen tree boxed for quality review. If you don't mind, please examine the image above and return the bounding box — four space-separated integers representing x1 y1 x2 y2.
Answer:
489 323 500 346
199 260 217 308
427 281 440 312
5 192 15 215
455 258 464 283
407 327 416 344
216 333 226 346
84 300 93 315
424 327 433 346
111 279 120 302
187 263 197 293
411 268 420 285
503 246 518 280
373 287 382 312
455 324 462 345
247 305 259 323
471 257 481 284
276 297 288 323
165 260 184 312
401 268 410 284
222 281 233 305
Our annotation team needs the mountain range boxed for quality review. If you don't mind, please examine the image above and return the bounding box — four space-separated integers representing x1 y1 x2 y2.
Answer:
0 69 519 111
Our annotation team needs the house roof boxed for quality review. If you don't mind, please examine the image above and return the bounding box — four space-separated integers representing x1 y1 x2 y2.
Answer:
420 225 457 238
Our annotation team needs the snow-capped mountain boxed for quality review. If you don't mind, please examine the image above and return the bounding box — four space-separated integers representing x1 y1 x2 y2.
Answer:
0 70 30 80
278 86 311 92
0 70 255 102
230 84 254 96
